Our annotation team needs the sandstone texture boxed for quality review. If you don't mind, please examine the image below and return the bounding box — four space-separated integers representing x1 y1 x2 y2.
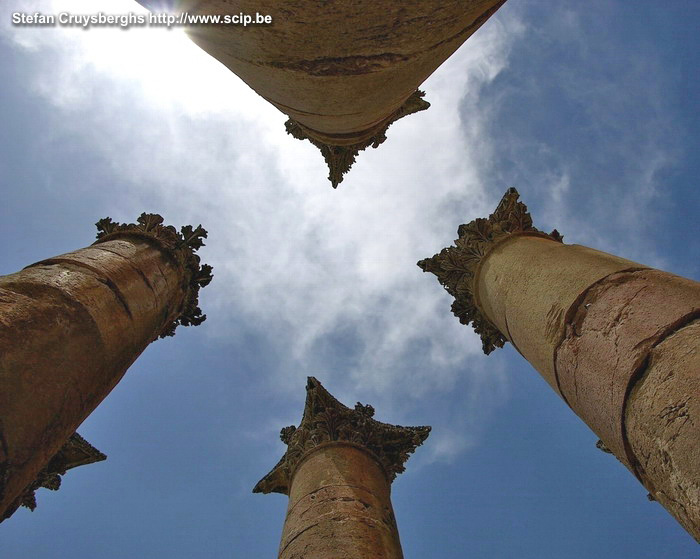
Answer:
137 1 507 185
476 239 700 541
0 240 181 517
0 216 211 519
255 378 428 558
177 0 506 141
281 443 403 559
421 189 700 541
555 269 700 470
475 235 644 395
626 319 700 541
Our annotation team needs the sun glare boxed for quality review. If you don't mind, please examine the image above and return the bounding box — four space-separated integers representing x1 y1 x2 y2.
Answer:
50 0 253 114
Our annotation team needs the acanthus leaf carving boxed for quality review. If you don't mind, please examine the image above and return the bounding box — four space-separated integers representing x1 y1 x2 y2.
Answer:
1 433 106 521
94 213 213 339
418 188 563 354
253 377 430 495
286 90 430 188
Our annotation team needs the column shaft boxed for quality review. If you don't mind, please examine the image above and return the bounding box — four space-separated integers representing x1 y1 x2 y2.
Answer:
0 215 211 519
419 189 700 541
483 239 700 539
281 443 402 559
475 234 644 395
179 0 505 138
626 319 700 538
137 1 506 186
254 378 429 558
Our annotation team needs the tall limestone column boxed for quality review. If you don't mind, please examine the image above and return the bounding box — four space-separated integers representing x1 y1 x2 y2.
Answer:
0 213 212 520
419 188 700 541
137 0 507 187
254 377 430 558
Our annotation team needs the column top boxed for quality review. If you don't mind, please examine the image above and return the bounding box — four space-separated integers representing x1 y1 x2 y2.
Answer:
3 433 106 520
253 377 430 495
286 90 430 188
93 212 213 338
417 188 563 354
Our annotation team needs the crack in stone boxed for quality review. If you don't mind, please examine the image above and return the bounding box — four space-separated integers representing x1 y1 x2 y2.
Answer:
267 52 412 76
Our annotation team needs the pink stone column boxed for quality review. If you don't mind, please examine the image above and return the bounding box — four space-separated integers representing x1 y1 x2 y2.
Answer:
419 188 700 541
254 377 430 558
0 214 212 520
136 0 507 186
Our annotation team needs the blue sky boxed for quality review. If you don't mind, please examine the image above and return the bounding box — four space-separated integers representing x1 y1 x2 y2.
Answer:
1 0 698 556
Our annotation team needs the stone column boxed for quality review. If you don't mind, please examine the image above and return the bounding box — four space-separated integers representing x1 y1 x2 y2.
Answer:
0 213 212 520
137 0 507 187
254 377 430 558
419 188 700 542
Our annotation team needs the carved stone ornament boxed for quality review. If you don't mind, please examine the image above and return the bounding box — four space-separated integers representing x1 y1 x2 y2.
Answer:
253 377 430 495
3 433 106 520
417 188 563 355
94 213 213 339
286 90 430 188
596 439 613 454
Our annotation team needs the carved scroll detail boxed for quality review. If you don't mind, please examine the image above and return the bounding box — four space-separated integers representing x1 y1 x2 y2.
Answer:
286 90 430 188
418 188 563 354
253 377 430 495
94 213 213 338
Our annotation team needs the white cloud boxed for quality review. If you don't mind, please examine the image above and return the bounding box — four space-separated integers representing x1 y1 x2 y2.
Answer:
5 0 683 471
2 0 529 462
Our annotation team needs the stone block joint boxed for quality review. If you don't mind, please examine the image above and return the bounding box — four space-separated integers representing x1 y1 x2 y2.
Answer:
0 211 214 522
419 186 700 541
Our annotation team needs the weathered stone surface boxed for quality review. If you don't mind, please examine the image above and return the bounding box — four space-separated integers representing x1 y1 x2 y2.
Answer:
0 278 113 518
0 214 211 520
556 270 700 469
178 0 504 135
254 377 429 495
420 189 700 541
626 319 700 541
255 378 429 558
137 0 507 186
280 444 403 559
418 188 567 356
418 187 643 381
478 238 643 395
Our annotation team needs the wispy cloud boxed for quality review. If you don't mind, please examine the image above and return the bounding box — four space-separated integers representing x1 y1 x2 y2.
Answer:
477 2 682 269
2 0 540 463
